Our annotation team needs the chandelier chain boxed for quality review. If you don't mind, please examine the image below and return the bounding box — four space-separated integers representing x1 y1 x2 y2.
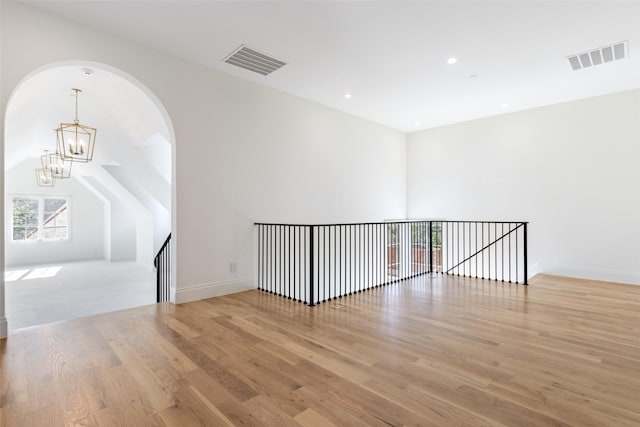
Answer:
72 88 82 124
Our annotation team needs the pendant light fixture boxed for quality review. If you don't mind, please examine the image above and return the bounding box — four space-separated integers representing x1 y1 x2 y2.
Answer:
56 88 97 163
47 129 72 179
35 149 56 187
46 150 72 179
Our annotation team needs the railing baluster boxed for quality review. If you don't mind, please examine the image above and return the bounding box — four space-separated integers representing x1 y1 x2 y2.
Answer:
487 224 497 279
516 223 519 284
463 221 466 277
288 226 291 298
404 222 408 279
481 222 484 279
368 223 372 289
509 222 512 283
457 222 460 276
348 225 352 294
445 222 448 275
376 223 379 285
366 223 370 289
359 224 363 292
339 225 343 297
309 226 314 306
296 226 300 301
493 223 498 281
524 223 528 285
326 226 329 300
274 225 277 294
474 222 478 278
501 223 504 282
303 226 306 302
334 225 337 299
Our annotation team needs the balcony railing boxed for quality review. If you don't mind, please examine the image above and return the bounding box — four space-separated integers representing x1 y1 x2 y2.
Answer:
255 220 527 306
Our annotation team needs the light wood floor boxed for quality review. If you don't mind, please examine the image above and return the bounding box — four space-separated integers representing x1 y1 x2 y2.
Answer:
1 274 640 426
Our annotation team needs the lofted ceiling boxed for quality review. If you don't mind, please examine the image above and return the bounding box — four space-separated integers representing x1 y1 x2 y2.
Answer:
21 1 640 131
5 65 171 176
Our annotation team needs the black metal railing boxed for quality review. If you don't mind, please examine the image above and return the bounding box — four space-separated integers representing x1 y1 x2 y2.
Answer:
432 221 527 283
155 233 171 302
255 220 528 306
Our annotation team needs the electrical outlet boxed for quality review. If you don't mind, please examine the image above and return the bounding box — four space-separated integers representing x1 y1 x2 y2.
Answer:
230 262 237 273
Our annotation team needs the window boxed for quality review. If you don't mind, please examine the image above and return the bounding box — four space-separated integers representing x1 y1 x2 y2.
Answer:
12 196 69 242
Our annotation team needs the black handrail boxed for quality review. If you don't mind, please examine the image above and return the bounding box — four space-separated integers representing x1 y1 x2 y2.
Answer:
255 220 528 306
155 233 171 302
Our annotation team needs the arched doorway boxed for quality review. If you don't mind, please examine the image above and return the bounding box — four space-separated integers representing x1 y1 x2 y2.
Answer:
3 62 175 331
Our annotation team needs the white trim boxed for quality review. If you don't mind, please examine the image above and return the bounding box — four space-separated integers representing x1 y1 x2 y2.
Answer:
174 277 254 304
545 267 640 286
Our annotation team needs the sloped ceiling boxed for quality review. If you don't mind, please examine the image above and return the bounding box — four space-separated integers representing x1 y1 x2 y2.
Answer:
5 65 171 183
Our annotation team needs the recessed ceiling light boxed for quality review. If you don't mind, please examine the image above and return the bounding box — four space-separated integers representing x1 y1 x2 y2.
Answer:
501 102 509 108
344 92 352 99
415 121 421 126
81 68 94 76
447 57 457 64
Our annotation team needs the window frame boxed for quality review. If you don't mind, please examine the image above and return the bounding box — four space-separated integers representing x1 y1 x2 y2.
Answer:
10 195 71 243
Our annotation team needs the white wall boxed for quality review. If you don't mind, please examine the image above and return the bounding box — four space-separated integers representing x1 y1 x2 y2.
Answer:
407 90 640 285
101 164 169 255
5 159 105 267
1 3 407 304
82 176 140 263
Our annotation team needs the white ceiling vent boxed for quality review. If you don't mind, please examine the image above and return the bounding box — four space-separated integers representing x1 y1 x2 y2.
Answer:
223 45 286 76
567 41 628 71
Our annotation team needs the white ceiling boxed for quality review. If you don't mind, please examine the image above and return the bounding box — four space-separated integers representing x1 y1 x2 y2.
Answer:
24 1 640 132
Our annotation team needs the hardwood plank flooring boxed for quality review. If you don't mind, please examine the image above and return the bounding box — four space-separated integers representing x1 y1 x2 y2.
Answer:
2 274 640 426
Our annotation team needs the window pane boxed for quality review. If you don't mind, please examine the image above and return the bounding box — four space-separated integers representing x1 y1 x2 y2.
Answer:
44 209 68 227
43 227 67 240
13 228 25 241
13 198 38 227
14 213 38 227
43 199 67 225
55 227 68 239
25 227 39 240
44 198 66 213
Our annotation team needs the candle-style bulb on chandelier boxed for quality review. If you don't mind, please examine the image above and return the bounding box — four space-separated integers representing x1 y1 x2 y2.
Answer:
56 88 97 163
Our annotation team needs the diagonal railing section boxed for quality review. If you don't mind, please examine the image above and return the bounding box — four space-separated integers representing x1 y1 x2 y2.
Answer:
435 221 527 283
155 233 171 302
255 220 527 306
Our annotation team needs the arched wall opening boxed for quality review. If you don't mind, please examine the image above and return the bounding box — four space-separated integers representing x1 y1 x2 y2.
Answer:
3 60 176 332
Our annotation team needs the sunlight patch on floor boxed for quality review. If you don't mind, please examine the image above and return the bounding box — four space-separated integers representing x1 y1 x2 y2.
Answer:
4 269 30 281
21 266 63 280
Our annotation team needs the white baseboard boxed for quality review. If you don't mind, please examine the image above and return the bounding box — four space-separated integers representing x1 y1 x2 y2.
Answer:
0 317 7 339
545 267 640 286
174 277 254 304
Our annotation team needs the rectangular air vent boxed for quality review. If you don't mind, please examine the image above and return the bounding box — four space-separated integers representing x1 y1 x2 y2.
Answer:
567 41 628 71
223 45 286 76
